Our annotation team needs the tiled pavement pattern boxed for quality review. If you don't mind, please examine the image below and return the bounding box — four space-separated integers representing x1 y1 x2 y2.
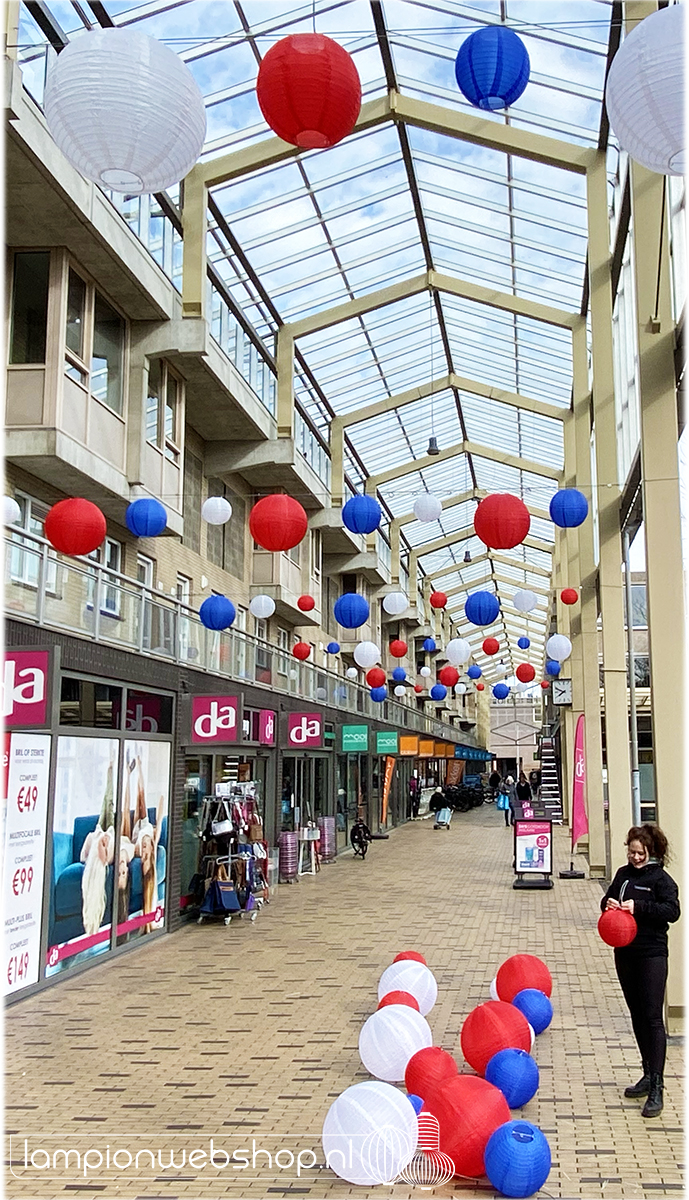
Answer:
5 805 684 1200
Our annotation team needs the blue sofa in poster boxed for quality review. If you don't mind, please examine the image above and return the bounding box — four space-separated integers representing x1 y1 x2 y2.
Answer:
49 808 167 947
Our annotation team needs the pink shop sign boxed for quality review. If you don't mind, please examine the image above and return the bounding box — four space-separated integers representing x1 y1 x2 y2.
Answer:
259 710 276 745
287 712 322 748
3 651 50 727
191 696 238 743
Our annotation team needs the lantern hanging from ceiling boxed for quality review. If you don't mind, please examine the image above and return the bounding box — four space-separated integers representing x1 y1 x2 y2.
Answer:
44 28 207 194
346 666 359 680
249 495 308 552
483 637 499 656
297 594 316 612
414 684 424 693
420 666 432 678
366 667 386 689
4 496 21 525
430 683 447 701
455 25 530 111
540 680 550 689
256 33 361 150
394 685 407 698
476 682 485 691
454 682 467 695
493 683 510 700
474 494 530 549
126 497 167 537
423 638 437 652
414 494 443 523
392 667 406 682
249 594 276 619
560 588 578 606
513 589 538 614
389 639 408 658
334 593 369 629
549 488 589 528
546 634 572 662
545 660 561 677
516 663 536 684
605 4 684 177
342 493 382 535
370 686 387 702
201 496 232 525
517 636 531 650
446 638 472 665
292 642 311 661
439 665 459 687
430 591 447 609
467 664 482 679
383 592 408 616
326 641 340 654
199 595 236 631
465 591 500 626
44 498 106 556
354 641 380 669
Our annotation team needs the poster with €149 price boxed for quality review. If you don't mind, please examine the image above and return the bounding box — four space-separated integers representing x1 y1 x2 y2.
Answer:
3 733 51 995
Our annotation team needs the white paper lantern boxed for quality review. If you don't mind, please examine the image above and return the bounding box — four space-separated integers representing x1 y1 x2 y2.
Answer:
4 496 21 524
44 28 207 194
346 667 359 680
359 1006 433 1083
354 641 380 669
454 682 467 695
605 4 684 176
420 666 432 678
378 961 438 1016
316 687 327 702
394 685 406 697
414 494 443 523
513 590 538 614
289 669 299 681
322 1081 417 1186
249 594 276 619
446 638 472 665
489 976 499 1001
382 591 408 616
546 633 572 662
528 1023 536 1050
202 496 232 525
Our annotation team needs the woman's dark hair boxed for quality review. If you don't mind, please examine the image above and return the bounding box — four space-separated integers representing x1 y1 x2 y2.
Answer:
626 823 670 865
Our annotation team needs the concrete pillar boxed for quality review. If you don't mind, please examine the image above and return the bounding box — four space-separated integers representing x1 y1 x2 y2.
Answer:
181 168 207 320
276 327 295 439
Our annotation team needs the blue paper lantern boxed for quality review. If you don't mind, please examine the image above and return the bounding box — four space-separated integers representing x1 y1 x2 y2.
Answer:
455 26 530 112
486 1049 539 1109
549 488 589 528
430 683 447 701
392 667 406 682
545 659 561 677
467 664 482 679
334 593 370 629
407 1093 424 1115
484 1121 551 1199
465 591 500 625
370 686 387 702
199 595 236 631
423 637 437 652
493 682 510 700
326 641 340 654
512 989 553 1036
342 494 382 535
126 497 167 537
518 636 531 650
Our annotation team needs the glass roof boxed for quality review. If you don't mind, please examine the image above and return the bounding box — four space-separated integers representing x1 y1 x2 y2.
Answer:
16 0 616 676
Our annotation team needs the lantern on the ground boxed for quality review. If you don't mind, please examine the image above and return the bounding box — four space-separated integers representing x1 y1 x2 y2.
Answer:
297 594 315 612
354 641 379 669
45 498 106 556
493 683 510 700
292 642 311 661
483 637 499 656
474 494 530 549
43 28 207 194
405 1046 458 1096
321 1081 417 1186
468 665 482 679
512 989 553 1035
425 1073 511 1179
549 488 589 528
460 1001 531 1076
202 496 232 525
546 634 572 662
516 663 536 683
126 497 167 537
394 950 427 965
439 666 459 687
378 961 438 1016
359 1006 433 1082
495 955 552 1002
378 990 419 1011
390 640 408 658
430 591 447 609
465 591 500 626
366 667 386 688
257 33 361 150
414 494 442 522
383 592 408 616
249 495 308 552
334 593 369 629
484 1121 552 1197
455 26 530 111
560 588 578 605
249 594 276 619
485 1049 539 1109
342 493 382 534
446 638 471 665
199 595 236 631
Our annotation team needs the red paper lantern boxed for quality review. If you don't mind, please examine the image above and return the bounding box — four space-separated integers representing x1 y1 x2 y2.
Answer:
561 588 578 605
297 594 315 612
44 498 106 556
249 495 308 552
483 637 500 656
393 950 427 965
414 684 424 694
366 667 386 688
476 682 485 691
516 663 536 683
405 1046 459 1098
540 680 550 689
377 989 420 1012
496 954 552 1002
430 591 447 609
439 665 459 687
389 639 408 658
598 909 637 948
292 642 311 660
474 494 530 549
425 1074 510 1178
460 1001 531 1076
256 34 361 150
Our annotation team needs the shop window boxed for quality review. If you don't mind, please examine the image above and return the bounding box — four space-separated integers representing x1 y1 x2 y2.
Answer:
182 449 202 553
146 358 181 463
59 677 122 728
10 251 50 364
125 689 173 734
63 269 126 415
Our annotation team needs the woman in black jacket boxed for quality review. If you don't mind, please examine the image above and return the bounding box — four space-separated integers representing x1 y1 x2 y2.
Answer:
601 824 680 1118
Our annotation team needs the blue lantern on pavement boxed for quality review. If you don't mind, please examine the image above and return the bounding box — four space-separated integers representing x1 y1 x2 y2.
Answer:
455 26 530 111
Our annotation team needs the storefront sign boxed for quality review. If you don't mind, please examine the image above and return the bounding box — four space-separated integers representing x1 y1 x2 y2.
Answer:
125 692 164 732
445 759 465 787
399 735 419 756
419 739 435 757
3 651 50 727
376 731 398 754
514 820 552 874
259 710 276 745
3 733 51 995
287 712 323 748
191 696 238 743
341 724 368 752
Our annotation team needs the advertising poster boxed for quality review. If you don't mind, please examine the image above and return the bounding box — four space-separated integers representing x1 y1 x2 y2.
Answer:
47 737 119 976
116 740 170 946
3 733 51 995
514 820 552 874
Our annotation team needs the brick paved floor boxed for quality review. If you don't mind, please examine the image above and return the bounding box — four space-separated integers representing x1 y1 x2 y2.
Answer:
5 806 684 1200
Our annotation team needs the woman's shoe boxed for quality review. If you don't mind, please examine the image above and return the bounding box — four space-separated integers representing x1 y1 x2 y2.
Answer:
641 1074 664 1118
624 1073 651 1098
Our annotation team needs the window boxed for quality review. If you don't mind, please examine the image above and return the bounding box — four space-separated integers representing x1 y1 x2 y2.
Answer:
277 627 289 675
59 678 122 728
63 268 126 414
176 574 191 605
91 293 125 413
254 617 267 640
86 537 122 615
287 541 300 566
205 480 245 577
66 269 86 359
631 585 647 628
136 554 154 588
182 449 203 553
311 529 322 583
9 492 57 591
146 358 181 462
10 252 50 364
341 573 357 594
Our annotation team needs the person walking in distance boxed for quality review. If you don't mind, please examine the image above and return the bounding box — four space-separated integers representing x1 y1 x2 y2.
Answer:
489 768 501 800
497 779 511 826
516 771 532 807
409 775 420 820
601 824 680 1118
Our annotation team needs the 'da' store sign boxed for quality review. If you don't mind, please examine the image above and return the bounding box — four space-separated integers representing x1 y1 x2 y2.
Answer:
2 650 51 727
286 712 323 748
191 696 239 743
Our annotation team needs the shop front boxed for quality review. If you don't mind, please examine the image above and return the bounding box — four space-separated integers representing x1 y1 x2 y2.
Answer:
370 731 410 830
280 711 332 836
337 723 369 851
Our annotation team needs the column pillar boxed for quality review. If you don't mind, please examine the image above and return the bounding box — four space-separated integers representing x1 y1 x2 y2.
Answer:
276 326 295 438
181 167 207 320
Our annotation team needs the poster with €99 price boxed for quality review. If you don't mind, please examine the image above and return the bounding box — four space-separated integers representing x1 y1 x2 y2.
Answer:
514 820 552 874
3 733 51 996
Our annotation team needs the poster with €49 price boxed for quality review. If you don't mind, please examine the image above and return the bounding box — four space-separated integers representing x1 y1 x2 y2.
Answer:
3 733 51 996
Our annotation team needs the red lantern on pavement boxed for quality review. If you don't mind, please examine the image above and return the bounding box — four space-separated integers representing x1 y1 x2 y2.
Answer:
366 667 386 688
249 495 308 552
292 642 311 661
297 594 315 611
439 665 459 687
516 663 536 683
561 588 578 605
393 950 427 965
496 954 552 1002
598 909 637 947
430 591 447 609
45 498 106 556
389 639 408 658
414 684 424 694
405 1046 459 1097
474 494 530 549
460 1001 531 1075
424 1073 510 1178
256 34 361 149
377 990 420 1011
483 637 500 656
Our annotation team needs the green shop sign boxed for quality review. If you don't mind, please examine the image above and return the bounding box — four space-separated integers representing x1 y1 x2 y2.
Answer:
341 725 369 752
376 731 398 754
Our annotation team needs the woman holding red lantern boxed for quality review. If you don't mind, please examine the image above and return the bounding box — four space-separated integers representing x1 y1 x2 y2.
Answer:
601 824 680 1119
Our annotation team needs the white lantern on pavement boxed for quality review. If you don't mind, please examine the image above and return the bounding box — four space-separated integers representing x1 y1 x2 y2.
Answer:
202 496 232 525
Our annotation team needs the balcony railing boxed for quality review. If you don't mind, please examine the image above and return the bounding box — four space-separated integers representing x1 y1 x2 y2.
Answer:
5 531 473 744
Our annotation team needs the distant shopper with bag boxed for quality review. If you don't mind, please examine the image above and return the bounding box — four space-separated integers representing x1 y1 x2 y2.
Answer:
497 780 511 826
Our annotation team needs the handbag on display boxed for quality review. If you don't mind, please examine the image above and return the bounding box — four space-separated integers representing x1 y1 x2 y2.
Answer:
216 881 241 912
248 819 264 842
211 800 233 837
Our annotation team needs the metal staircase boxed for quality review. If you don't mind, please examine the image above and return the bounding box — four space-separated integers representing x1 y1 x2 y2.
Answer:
537 737 563 824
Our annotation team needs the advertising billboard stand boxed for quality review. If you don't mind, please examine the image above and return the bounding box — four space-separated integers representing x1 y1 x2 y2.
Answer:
513 819 554 890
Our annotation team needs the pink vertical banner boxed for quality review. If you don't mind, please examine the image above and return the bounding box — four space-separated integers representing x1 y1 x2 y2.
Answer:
571 714 588 849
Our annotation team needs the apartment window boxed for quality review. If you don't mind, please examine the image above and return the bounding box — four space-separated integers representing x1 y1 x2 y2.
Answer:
311 529 322 583
136 554 154 589
86 537 122 615
66 269 86 360
254 617 267 640
287 542 300 566
182 450 203 553
63 268 126 415
176 574 191 605
277 627 289 675
146 358 181 462
341 573 357 594
205 480 245 577
9 493 57 591
10 252 50 364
